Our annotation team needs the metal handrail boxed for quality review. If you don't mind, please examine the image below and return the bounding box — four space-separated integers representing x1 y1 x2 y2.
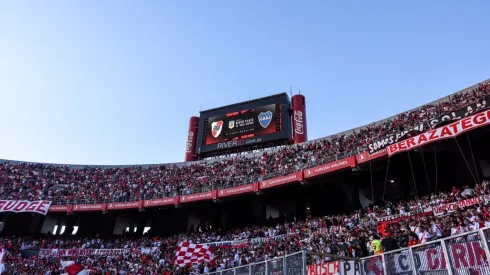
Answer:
360 227 490 275
205 250 305 275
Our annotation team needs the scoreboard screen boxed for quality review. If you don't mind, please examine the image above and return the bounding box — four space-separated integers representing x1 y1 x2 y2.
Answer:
196 94 291 154
204 104 280 145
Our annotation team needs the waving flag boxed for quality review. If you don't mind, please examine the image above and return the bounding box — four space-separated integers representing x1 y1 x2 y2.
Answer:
175 242 214 267
61 260 88 275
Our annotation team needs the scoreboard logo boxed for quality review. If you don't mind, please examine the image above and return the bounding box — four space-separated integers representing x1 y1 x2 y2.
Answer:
258 111 272 128
228 120 235 129
211 121 223 138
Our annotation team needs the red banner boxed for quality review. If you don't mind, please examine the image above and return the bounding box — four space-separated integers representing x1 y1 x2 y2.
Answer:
304 157 356 179
179 190 218 203
433 197 480 216
107 201 143 210
0 200 52 215
218 183 258 198
49 205 73 213
143 197 179 208
39 248 130 257
307 261 341 275
376 207 432 222
388 110 490 156
259 171 303 189
356 149 388 164
72 203 107 212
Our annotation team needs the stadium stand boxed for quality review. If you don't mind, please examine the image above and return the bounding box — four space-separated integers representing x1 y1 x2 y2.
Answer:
0 82 488 205
2 181 490 274
0 80 489 274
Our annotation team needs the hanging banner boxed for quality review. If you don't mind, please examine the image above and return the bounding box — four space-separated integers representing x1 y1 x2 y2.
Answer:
432 197 480 216
39 249 131 257
388 110 490 156
385 240 490 275
0 200 51 215
307 261 341 275
376 207 432 222
340 261 362 275
429 96 490 128
367 123 425 154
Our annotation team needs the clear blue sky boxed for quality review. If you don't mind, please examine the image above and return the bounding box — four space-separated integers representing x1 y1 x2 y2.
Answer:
0 1 489 165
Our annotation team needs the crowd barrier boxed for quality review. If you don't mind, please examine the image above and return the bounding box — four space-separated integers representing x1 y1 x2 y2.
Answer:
207 227 490 275
206 251 306 275
359 227 490 275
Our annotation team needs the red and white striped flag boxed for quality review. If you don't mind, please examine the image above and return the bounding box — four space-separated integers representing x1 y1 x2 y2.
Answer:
61 260 88 275
175 242 214 267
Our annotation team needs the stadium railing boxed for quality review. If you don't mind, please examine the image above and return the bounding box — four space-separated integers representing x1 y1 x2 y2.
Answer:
205 250 306 275
359 227 490 275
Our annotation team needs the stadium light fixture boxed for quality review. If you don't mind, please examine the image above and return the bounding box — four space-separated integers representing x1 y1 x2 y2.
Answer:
53 225 58 235
390 180 395 183
72 226 79 235
60 225 66 235
143 227 151 234
134 227 138 233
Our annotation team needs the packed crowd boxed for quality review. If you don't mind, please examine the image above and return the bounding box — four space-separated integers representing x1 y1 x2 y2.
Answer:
0 82 488 206
2 180 490 274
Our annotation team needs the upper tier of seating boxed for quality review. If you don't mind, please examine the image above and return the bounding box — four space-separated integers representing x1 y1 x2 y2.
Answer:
0 81 488 204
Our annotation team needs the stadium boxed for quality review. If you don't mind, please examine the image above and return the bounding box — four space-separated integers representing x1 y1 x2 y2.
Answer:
1 79 490 275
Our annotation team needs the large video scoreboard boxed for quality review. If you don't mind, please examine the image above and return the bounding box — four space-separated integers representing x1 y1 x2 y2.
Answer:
196 93 292 154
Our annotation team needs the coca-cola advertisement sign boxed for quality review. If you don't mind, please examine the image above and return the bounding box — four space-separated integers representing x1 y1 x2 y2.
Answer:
294 110 305 135
185 131 194 153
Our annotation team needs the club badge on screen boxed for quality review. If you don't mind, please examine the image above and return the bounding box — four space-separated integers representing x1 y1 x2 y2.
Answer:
211 121 223 137
258 111 272 128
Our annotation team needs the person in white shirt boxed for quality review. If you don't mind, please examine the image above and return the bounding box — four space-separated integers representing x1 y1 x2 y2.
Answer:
233 251 240 265
417 226 433 244
451 221 467 236
431 220 444 239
